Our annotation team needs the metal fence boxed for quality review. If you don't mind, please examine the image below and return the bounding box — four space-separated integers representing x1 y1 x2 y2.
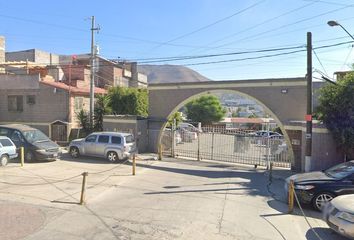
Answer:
161 126 291 168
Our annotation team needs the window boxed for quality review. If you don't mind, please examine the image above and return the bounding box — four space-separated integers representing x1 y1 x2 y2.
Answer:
98 135 109 143
8 95 23 112
0 139 13 147
0 128 9 136
74 97 83 112
125 135 134 143
27 95 36 105
85 135 97 142
111 136 122 144
11 131 24 143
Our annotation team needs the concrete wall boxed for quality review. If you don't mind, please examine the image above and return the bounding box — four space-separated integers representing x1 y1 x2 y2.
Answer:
6 49 59 65
286 123 344 171
148 78 308 152
103 115 148 152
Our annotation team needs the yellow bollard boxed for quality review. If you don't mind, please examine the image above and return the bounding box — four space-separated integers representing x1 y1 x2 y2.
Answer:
132 154 136 176
80 172 88 205
288 179 294 213
20 147 24 167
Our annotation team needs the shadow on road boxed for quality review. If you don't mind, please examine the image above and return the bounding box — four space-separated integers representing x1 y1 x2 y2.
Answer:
306 227 347 240
136 159 273 198
60 153 127 165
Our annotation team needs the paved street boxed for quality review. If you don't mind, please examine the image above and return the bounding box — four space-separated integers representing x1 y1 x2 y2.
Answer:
0 156 347 240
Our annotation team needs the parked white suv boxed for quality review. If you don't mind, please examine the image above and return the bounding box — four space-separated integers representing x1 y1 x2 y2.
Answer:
69 132 136 162
0 136 18 166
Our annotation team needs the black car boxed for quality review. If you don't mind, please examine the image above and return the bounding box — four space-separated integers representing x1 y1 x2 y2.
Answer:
285 160 354 211
0 124 60 162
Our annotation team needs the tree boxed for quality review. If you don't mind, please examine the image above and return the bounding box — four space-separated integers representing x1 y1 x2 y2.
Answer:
94 94 112 131
76 109 90 133
185 95 226 125
108 87 148 117
316 72 354 158
166 112 183 128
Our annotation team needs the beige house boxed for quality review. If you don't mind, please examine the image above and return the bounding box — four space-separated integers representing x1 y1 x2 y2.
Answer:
0 73 106 143
0 36 147 143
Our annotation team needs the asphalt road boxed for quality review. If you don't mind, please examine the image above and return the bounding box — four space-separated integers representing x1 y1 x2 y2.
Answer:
0 156 347 240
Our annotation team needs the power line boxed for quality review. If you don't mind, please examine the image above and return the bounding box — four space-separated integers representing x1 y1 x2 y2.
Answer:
302 0 354 7
312 49 329 76
138 45 306 64
179 1 317 56
184 49 306 67
142 0 266 53
2 39 353 70
213 3 354 49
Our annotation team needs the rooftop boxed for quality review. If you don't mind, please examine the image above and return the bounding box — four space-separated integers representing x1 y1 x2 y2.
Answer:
40 79 107 95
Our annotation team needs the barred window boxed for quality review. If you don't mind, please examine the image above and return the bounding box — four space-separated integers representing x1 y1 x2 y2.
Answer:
27 95 36 105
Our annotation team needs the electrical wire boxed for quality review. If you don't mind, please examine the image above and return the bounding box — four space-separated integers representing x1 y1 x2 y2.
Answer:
340 44 354 70
1 40 353 71
143 0 266 53
213 4 354 49
179 1 317 56
312 49 329 77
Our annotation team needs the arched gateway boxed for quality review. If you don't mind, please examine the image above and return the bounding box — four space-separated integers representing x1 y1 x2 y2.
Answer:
148 77 309 169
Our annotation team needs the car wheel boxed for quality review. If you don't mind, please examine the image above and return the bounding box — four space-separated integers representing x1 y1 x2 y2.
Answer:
70 147 80 158
0 154 9 166
25 151 34 162
107 151 119 163
312 192 335 211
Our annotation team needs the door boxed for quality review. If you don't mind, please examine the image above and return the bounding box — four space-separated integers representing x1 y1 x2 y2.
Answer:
96 135 110 156
83 134 97 156
51 124 67 142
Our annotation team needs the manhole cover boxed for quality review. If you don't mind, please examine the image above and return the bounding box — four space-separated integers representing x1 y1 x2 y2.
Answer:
0 203 46 240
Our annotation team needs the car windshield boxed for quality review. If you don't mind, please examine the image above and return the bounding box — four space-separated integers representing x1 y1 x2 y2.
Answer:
22 130 49 143
325 161 354 179
125 135 134 143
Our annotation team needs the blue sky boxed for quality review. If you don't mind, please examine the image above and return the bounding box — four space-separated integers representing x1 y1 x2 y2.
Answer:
1 0 354 80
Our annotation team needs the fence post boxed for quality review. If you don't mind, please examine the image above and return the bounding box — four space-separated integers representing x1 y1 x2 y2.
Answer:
171 120 176 158
197 131 200 161
132 154 136 176
80 172 88 205
20 147 24 167
158 144 162 160
288 179 294 213
211 132 215 160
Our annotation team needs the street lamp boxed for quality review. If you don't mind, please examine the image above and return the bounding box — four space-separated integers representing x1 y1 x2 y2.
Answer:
327 20 354 41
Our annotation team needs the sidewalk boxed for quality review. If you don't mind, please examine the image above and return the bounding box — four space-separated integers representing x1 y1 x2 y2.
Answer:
265 167 297 181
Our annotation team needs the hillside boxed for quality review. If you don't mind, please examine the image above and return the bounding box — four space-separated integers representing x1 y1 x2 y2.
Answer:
138 64 210 84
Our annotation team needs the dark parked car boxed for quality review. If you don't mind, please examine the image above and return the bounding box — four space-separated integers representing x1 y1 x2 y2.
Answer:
285 160 354 211
0 124 60 162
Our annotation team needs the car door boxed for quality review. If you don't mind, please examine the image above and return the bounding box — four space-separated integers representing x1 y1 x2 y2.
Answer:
111 136 123 154
96 135 110 157
83 134 97 156
10 130 25 148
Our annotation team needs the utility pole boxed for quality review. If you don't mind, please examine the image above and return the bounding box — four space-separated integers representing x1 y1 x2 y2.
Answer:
90 16 100 129
305 32 312 172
